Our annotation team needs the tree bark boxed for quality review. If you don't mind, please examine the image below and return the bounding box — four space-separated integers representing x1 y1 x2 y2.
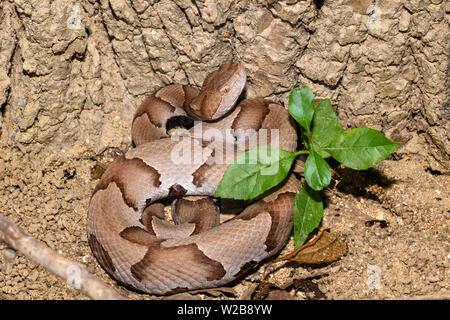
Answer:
0 0 447 172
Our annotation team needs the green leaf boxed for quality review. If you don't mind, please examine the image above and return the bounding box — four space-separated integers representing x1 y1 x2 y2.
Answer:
311 99 344 158
325 127 399 170
293 186 324 248
288 87 315 132
304 150 331 191
214 146 297 200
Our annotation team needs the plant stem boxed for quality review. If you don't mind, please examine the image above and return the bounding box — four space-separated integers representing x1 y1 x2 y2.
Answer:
305 131 312 147
294 150 309 156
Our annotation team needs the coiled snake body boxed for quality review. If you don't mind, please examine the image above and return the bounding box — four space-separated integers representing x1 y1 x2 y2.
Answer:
87 63 299 294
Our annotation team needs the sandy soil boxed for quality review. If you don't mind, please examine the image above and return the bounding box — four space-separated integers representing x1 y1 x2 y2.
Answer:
0 144 448 300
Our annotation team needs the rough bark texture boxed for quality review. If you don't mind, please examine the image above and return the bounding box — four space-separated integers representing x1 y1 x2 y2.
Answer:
0 0 448 171
0 0 448 300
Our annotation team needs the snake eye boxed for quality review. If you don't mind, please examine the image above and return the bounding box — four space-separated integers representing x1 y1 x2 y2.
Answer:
220 86 231 94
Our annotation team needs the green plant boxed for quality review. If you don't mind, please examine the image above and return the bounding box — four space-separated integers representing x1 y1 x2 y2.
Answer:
215 87 399 248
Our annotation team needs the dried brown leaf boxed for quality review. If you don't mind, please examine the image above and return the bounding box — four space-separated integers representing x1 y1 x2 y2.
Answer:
275 230 347 264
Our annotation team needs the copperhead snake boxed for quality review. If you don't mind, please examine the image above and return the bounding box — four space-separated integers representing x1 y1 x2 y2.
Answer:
87 63 299 295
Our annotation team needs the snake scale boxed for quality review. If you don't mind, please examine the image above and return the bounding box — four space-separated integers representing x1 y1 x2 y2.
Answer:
87 63 299 295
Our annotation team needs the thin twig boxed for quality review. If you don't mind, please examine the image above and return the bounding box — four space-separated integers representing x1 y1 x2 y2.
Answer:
0 213 126 300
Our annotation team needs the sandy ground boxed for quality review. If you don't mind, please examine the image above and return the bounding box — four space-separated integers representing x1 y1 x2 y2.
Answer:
0 144 448 300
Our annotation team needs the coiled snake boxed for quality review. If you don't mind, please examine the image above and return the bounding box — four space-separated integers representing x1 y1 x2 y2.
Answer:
87 63 299 294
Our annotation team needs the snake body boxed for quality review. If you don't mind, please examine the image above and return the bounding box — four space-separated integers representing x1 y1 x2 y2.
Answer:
87 63 299 294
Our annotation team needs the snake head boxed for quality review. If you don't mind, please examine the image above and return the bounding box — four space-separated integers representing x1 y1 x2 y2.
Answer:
189 63 247 120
